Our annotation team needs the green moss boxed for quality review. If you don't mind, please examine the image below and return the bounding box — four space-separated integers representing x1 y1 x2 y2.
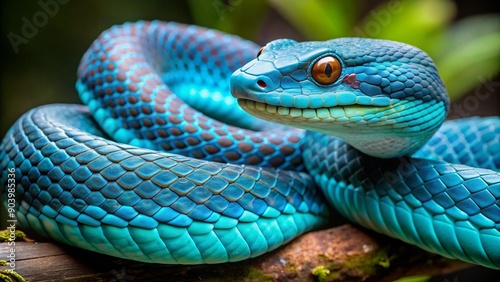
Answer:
0 230 27 243
284 262 299 277
312 247 395 281
0 260 26 282
244 267 275 282
343 247 393 274
311 265 331 281
0 230 28 282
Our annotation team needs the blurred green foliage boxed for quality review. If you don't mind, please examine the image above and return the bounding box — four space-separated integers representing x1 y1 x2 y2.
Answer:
188 0 500 102
394 275 431 282
188 0 269 40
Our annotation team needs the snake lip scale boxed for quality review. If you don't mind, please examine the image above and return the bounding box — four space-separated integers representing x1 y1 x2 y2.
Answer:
1 21 499 269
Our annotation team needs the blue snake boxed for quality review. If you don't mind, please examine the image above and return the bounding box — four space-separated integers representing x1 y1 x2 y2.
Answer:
1 21 499 269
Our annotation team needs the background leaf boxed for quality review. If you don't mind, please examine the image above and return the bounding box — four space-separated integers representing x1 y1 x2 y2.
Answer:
435 15 500 100
355 0 456 56
188 0 268 40
268 0 357 40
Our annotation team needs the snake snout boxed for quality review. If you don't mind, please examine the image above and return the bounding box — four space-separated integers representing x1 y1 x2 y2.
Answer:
230 69 274 101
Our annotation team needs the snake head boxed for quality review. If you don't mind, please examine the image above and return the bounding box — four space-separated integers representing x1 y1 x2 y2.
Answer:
231 38 449 158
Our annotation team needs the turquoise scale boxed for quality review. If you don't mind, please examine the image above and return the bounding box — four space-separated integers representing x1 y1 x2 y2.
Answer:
1 21 499 269
0 103 329 264
303 119 500 268
76 21 304 170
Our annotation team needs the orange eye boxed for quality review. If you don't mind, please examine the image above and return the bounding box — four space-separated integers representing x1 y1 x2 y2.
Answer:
311 56 341 85
257 46 265 57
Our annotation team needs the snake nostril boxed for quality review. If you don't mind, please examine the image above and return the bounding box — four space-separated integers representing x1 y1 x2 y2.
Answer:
257 80 267 89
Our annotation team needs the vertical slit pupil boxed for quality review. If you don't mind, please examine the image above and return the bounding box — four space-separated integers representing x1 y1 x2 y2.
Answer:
325 63 332 77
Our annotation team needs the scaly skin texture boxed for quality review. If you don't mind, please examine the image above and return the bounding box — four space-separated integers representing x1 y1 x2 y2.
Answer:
231 38 449 158
1 21 499 268
232 37 500 268
0 104 328 264
76 21 304 170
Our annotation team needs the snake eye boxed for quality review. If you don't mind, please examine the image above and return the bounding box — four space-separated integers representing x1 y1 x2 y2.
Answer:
311 56 341 85
256 46 265 57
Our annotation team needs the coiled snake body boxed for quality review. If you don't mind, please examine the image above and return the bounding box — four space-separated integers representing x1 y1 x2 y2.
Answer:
1 21 499 268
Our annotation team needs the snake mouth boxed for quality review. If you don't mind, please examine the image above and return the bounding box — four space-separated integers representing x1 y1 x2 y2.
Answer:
237 98 395 124
238 97 447 159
